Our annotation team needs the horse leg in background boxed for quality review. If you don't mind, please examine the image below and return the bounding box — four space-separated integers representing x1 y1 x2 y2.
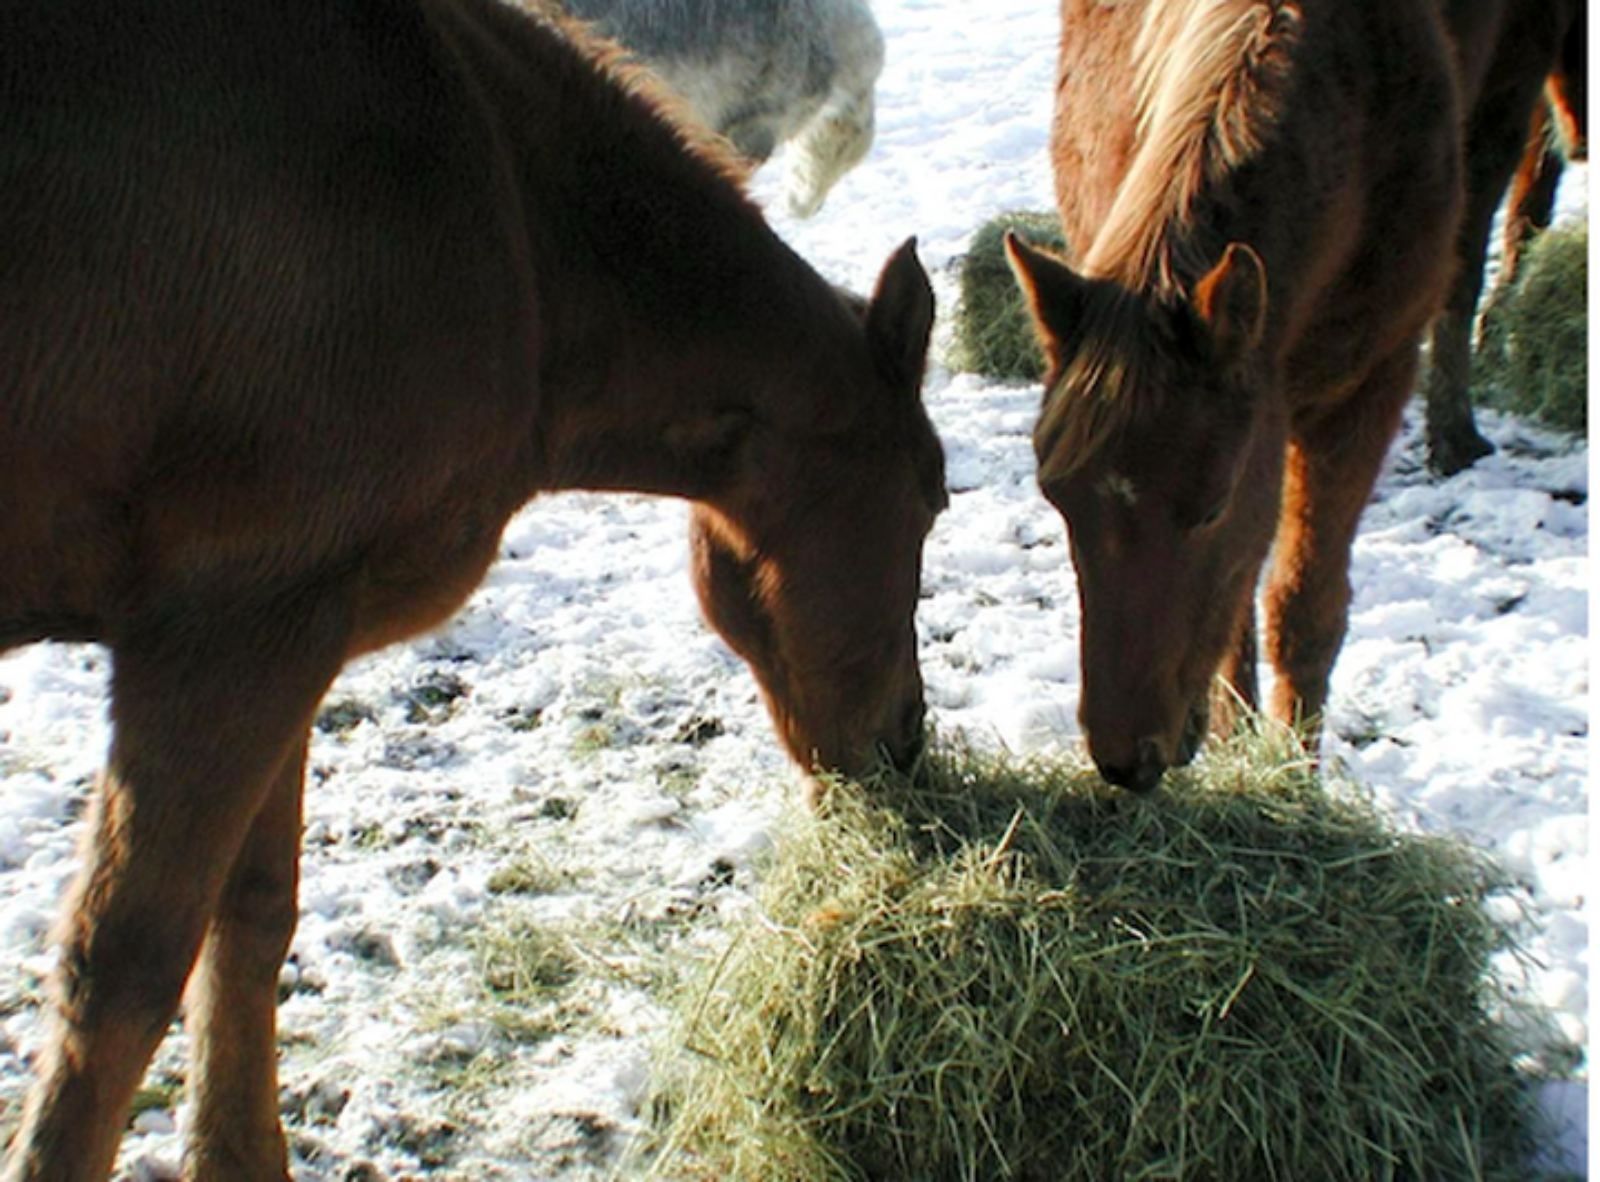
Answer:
1422 139 1511 476
1546 6 1588 162
1499 102 1563 288
1 594 349 1182
1501 10 1590 286
1423 46 1565 476
183 740 310 1180
720 116 778 165
785 85 876 217
1264 347 1417 752
782 0 882 217
1212 600 1261 738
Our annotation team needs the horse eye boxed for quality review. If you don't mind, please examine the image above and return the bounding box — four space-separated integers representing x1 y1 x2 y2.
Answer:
1177 496 1227 532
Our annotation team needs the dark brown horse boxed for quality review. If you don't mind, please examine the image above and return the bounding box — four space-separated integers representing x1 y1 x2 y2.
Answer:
1423 0 1586 475
1008 0 1463 790
0 0 943 1177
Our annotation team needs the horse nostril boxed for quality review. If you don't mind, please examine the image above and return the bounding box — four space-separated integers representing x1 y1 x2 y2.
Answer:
1134 739 1167 790
1096 739 1168 793
876 694 928 777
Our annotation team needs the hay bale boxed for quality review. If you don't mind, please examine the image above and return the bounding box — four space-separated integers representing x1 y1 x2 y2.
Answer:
647 733 1559 1181
947 211 1067 381
1474 221 1587 435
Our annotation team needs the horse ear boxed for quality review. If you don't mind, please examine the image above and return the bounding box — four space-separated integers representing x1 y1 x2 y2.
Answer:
866 237 935 391
1004 231 1093 360
1193 242 1266 364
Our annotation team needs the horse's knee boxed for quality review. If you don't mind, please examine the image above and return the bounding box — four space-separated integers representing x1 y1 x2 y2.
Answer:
209 866 300 985
53 907 198 1037
1264 577 1349 715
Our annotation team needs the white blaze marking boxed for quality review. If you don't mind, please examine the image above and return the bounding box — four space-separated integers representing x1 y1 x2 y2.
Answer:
1097 473 1139 506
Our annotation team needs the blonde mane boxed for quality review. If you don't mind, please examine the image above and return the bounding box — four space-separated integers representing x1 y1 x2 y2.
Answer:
1083 0 1300 292
1037 0 1299 484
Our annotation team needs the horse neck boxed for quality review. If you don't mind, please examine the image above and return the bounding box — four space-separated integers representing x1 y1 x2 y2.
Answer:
523 182 866 505
440 0 867 505
534 270 866 503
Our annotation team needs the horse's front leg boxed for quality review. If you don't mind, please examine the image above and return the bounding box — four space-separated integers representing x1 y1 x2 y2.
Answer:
1 592 349 1182
183 739 310 1181
1264 348 1416 749
1211 599 1260 738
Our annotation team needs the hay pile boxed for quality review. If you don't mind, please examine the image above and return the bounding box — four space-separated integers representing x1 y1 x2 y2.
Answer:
1474 221 1588 435
647 734 1556 1181
947 211 1067 381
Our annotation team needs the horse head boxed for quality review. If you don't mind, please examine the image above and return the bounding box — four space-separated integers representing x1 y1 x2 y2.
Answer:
690 240 944 792
1008 234 1281 791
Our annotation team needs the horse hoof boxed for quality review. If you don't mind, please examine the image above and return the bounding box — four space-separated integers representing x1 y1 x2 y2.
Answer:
1427 430 1495 478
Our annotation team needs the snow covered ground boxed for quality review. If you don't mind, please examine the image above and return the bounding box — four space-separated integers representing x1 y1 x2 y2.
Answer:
0 0 1589 1177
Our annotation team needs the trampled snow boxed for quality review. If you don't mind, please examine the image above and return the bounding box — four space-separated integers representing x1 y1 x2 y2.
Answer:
0 0 1588 1177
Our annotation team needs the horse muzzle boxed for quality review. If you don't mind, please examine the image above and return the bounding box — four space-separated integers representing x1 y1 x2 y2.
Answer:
1095 738 1168 793
1092 697 1207 793
881 697 928 773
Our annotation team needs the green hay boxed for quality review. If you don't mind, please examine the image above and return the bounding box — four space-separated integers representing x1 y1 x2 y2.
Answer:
646 730 1559 1181
1474 221 1588 435
947 211 1067 381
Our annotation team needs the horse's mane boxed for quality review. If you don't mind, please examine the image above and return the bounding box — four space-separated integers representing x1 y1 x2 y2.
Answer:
1039 0 1298 484
1083 0 1299 293
507 0 754 188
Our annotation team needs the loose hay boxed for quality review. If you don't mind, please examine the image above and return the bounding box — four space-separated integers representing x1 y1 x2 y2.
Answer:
947 211 1067 381
1474 221 1587 435
647 732 1561 1181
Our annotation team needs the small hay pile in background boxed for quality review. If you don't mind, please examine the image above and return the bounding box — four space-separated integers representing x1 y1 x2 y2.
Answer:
946 210 1066 381
646 732 1560 1181
1474 220 1588 435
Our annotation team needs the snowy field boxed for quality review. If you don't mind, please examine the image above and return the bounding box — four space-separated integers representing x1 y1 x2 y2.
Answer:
0 0 1589 1178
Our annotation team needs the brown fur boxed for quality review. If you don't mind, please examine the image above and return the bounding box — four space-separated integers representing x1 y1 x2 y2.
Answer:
1011 0 1463 790
0 1 943 1177
1422 0 1586 474
1501 103 1563 287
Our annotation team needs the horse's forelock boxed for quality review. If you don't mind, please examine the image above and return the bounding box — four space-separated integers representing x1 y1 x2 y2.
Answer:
1035 290 1170 485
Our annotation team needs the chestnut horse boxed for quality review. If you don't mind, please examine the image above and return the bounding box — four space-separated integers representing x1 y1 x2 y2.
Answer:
0 0 943 1178
1423 0 1586 475
1008 0 1463 790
